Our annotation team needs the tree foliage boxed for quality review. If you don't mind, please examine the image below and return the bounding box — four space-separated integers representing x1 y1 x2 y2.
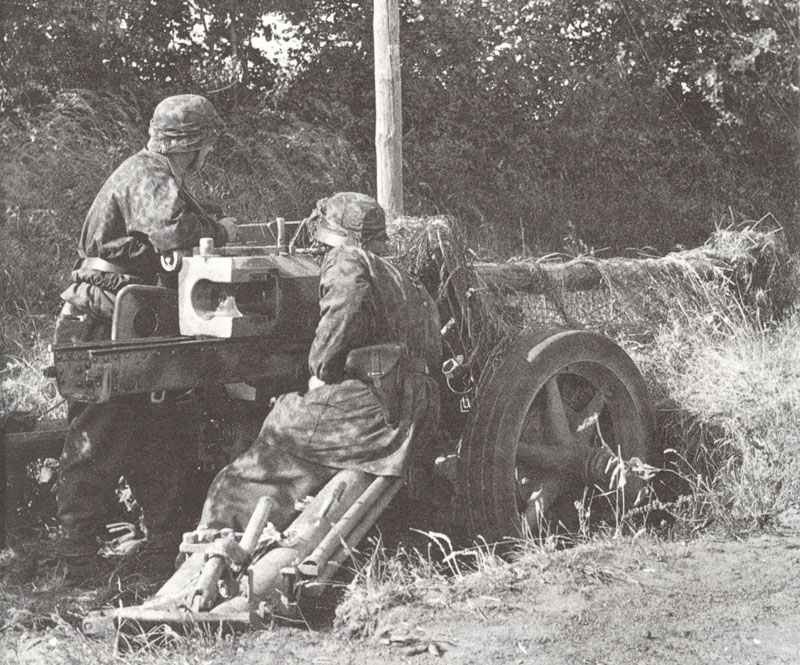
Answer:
278 0 798 249
2 0 798 251
0 0 293 107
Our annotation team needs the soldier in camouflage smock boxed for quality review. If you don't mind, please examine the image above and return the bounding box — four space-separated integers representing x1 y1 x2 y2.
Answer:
54 95 239 573
199 192 442 532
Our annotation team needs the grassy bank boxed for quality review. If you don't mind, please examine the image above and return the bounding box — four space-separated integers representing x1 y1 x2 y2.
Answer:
328 304 800 638
2 261 800 664
650 307 800 530
2 93 800 665
4 244 800 644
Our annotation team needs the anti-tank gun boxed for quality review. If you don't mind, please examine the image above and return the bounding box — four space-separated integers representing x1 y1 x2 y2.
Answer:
52 219 320 412
26 213 663 636
2 220 321 527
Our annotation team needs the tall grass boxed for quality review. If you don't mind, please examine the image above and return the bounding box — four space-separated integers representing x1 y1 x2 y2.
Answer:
331 297 800 630
614 244 800 534
654 309 800 529
0 316 61 421
330 227 800 633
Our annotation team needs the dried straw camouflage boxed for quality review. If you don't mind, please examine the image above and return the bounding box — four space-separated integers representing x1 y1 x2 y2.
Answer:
147 94 222 154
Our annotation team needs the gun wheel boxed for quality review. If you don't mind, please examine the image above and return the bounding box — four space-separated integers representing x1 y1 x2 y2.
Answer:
461 328 658 541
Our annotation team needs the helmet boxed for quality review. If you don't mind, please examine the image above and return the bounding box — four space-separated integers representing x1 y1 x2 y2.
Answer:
312 192 388 249
147 94 222 155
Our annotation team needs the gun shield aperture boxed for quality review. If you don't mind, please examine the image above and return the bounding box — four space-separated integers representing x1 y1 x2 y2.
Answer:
178 251 319 339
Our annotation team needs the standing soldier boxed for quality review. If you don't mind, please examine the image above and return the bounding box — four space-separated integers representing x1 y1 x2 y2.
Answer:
197 192 441 535
53 94 238 575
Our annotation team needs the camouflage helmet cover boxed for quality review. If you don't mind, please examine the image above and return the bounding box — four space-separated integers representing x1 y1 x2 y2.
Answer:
147 94 222 154
312 192 388 248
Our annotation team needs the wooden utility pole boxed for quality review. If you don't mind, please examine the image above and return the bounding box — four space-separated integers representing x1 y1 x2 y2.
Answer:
373 0 403 220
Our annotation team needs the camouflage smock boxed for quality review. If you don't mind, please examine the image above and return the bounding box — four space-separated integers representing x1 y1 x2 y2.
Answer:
257 244 442 477
55 147 223 540
60 149 227 318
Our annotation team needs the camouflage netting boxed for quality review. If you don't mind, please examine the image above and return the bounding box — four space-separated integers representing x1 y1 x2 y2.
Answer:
388 215 521 376
388 215 794 381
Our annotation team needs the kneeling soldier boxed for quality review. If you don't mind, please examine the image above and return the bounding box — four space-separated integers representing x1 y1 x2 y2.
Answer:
197 193 441 537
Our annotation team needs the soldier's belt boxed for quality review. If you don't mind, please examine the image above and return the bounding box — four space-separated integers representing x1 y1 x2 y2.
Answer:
81 257 137 276
344 343 431 425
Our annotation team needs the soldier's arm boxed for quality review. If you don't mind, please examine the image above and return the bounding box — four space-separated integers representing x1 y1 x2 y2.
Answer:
308 248 376 384
128 174 229 252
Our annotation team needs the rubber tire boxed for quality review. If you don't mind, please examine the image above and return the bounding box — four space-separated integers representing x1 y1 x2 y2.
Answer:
460 328 657 542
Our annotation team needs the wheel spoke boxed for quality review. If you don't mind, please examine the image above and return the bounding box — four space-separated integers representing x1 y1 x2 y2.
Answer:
572 389 606 446
576 389 605 425
544 377 574 447
517 439 585 477
517 439 538 466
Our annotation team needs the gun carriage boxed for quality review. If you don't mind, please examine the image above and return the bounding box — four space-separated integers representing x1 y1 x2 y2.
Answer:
10 216 660 635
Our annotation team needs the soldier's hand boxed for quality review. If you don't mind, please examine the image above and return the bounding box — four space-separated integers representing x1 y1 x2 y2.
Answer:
218 217 239 243
308 375 326 392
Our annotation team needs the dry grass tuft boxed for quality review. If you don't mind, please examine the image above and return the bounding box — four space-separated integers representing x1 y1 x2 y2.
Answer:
653 308 800 530
333 527 689 641
333 532 519 639
1 316 63 421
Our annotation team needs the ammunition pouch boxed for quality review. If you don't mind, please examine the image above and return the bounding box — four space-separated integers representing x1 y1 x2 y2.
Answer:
345 343 407 426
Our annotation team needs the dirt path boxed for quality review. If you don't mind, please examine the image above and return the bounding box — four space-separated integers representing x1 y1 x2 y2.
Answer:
231 530 800 665
6 529 799 665
419 532 800 665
